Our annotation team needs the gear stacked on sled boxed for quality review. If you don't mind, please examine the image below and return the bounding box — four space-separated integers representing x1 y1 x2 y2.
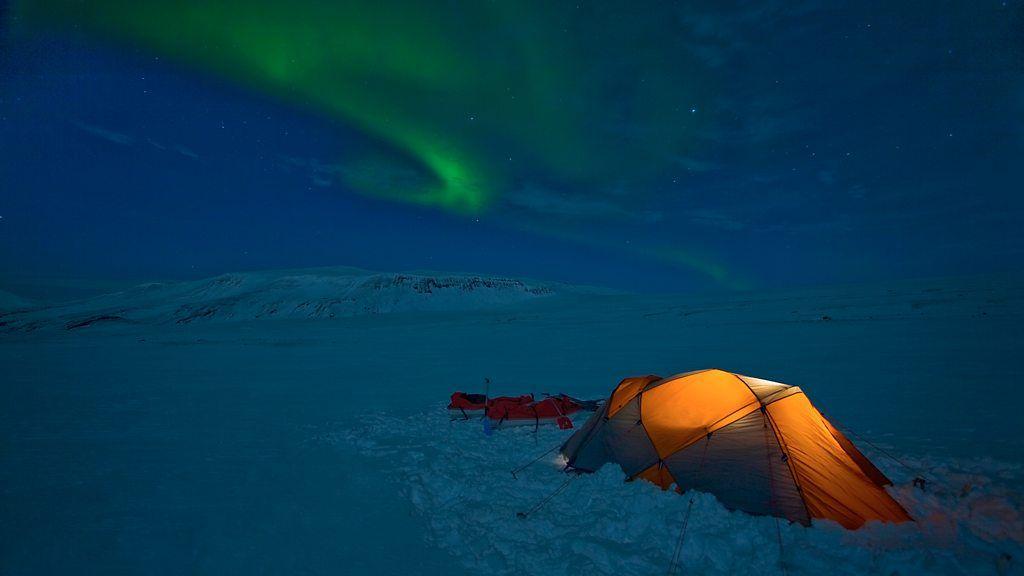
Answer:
448 391 596 429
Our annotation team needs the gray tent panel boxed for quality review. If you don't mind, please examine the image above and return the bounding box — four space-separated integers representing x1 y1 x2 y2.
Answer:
561 403 610 472
603 395 660 477
735 374 792 401
662 409 810 525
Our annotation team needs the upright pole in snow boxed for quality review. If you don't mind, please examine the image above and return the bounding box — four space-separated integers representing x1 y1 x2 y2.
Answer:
482 377 493 436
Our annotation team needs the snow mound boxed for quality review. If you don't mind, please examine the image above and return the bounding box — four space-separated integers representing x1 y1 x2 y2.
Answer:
0 268 570 333
326 407 1024 576
0 289 35 312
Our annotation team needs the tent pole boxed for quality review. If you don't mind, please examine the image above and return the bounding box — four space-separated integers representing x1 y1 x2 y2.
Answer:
764 409 789 575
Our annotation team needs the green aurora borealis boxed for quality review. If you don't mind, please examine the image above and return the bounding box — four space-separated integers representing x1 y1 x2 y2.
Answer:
16 0 709 216
10 0 740 284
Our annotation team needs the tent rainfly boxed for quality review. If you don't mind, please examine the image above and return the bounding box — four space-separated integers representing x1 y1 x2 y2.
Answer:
560 369 912 529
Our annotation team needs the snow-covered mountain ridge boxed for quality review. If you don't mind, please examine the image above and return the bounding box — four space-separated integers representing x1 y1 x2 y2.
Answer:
0 289 35 311
0 268 577 332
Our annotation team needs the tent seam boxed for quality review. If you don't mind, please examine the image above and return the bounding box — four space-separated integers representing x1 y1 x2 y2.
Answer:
762 387 804 406
765 408 815 525
627 400 761 478
731 372 761 402
642 368 713 393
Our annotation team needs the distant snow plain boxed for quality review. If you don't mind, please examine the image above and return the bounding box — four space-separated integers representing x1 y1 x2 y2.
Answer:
1 268 1021 575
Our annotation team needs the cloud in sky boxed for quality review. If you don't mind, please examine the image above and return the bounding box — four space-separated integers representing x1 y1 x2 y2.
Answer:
499 185 664 223
73 120 200 160
172 144 198 159
72 121 133 145
684 209 746 232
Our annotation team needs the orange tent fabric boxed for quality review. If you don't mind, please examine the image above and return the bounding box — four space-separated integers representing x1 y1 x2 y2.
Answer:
561 369 911 529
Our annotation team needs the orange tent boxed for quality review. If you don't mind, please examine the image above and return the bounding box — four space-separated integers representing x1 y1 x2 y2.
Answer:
561 369 911 529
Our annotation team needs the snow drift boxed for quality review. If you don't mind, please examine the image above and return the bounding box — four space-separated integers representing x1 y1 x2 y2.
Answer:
329 409 1023 576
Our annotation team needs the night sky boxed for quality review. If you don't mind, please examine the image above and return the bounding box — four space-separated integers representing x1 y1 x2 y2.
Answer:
2 1 1022 298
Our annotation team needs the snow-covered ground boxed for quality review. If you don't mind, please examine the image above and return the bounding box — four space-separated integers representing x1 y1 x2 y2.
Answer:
1 271 1021 574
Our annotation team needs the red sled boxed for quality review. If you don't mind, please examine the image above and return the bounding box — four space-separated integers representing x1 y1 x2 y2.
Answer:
447 392 598 430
